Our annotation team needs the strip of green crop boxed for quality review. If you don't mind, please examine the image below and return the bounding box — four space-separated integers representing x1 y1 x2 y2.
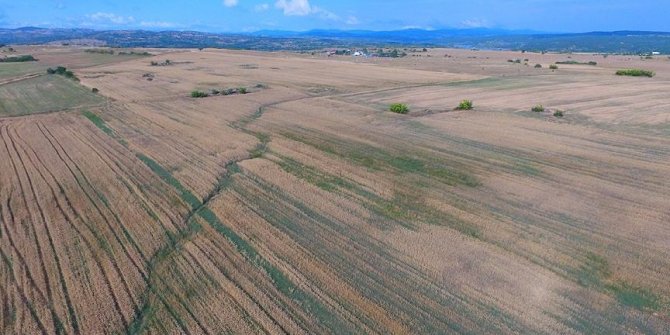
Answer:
82 110 113 136
135 154 201 210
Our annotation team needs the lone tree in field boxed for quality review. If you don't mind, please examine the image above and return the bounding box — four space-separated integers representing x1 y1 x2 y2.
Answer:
389 103 409 114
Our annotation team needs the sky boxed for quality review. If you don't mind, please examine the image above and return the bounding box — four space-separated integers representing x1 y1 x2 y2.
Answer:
0 0 668 33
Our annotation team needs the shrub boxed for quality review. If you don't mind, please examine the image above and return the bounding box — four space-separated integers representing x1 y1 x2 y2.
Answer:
191 90 209 98
553 110 564 117
532 105 545 113
238 87 248 94
92 88 99 93
46 66 78 81
456 100 473 110
615 69 655 77
534 64 542 68
555 60 597 66
85 49 114 55
389 103 409 114
549 64 558 70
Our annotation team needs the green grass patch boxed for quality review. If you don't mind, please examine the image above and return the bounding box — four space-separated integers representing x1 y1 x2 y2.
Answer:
0 62 45 79
281 132 480 187
606 282 662 311
576 252 611 288
615 69 655 77
573 252 664 313
0 75 103 116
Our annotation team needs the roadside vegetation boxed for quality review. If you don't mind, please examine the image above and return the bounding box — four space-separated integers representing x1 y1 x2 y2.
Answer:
615 69 655 77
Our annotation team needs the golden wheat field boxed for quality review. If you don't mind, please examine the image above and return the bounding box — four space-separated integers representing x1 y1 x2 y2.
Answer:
0 45 669 334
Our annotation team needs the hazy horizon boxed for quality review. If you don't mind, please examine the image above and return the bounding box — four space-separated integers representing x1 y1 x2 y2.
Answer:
0 0 668 33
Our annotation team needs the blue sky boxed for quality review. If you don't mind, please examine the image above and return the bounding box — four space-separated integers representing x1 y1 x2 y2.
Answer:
0 0 668 32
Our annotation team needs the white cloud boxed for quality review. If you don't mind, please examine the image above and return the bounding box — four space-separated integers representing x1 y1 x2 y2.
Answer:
140 21 176 28
273 0 339 20
87 12 135 25
275 0 312 16
223 0 238 7
255 3 270 12
461 18 492 28
345 15 359 25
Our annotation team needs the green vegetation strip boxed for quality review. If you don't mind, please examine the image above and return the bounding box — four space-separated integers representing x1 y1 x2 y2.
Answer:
575 252 665 312
133 151 346 331
281 131 480 187
82 111 113 136
615 69 655 77
135 154 201 210
0 55 37 62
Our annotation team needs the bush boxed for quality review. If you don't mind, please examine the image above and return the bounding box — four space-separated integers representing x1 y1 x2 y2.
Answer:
92 88 99 93
555 60 597 66
553 110 564 117
532 105 545 113
615 69 655 77
238 87 248 94
549 64 558 70
456 100 473 110
534 64 542 68
191 90 209 98
46 66 78 81
389 103 409 114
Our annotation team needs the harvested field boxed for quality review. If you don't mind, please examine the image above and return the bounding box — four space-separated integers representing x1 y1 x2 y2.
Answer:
0 47 669 334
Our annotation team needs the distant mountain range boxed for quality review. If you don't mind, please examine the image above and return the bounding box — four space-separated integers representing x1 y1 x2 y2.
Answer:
1 27 669 53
